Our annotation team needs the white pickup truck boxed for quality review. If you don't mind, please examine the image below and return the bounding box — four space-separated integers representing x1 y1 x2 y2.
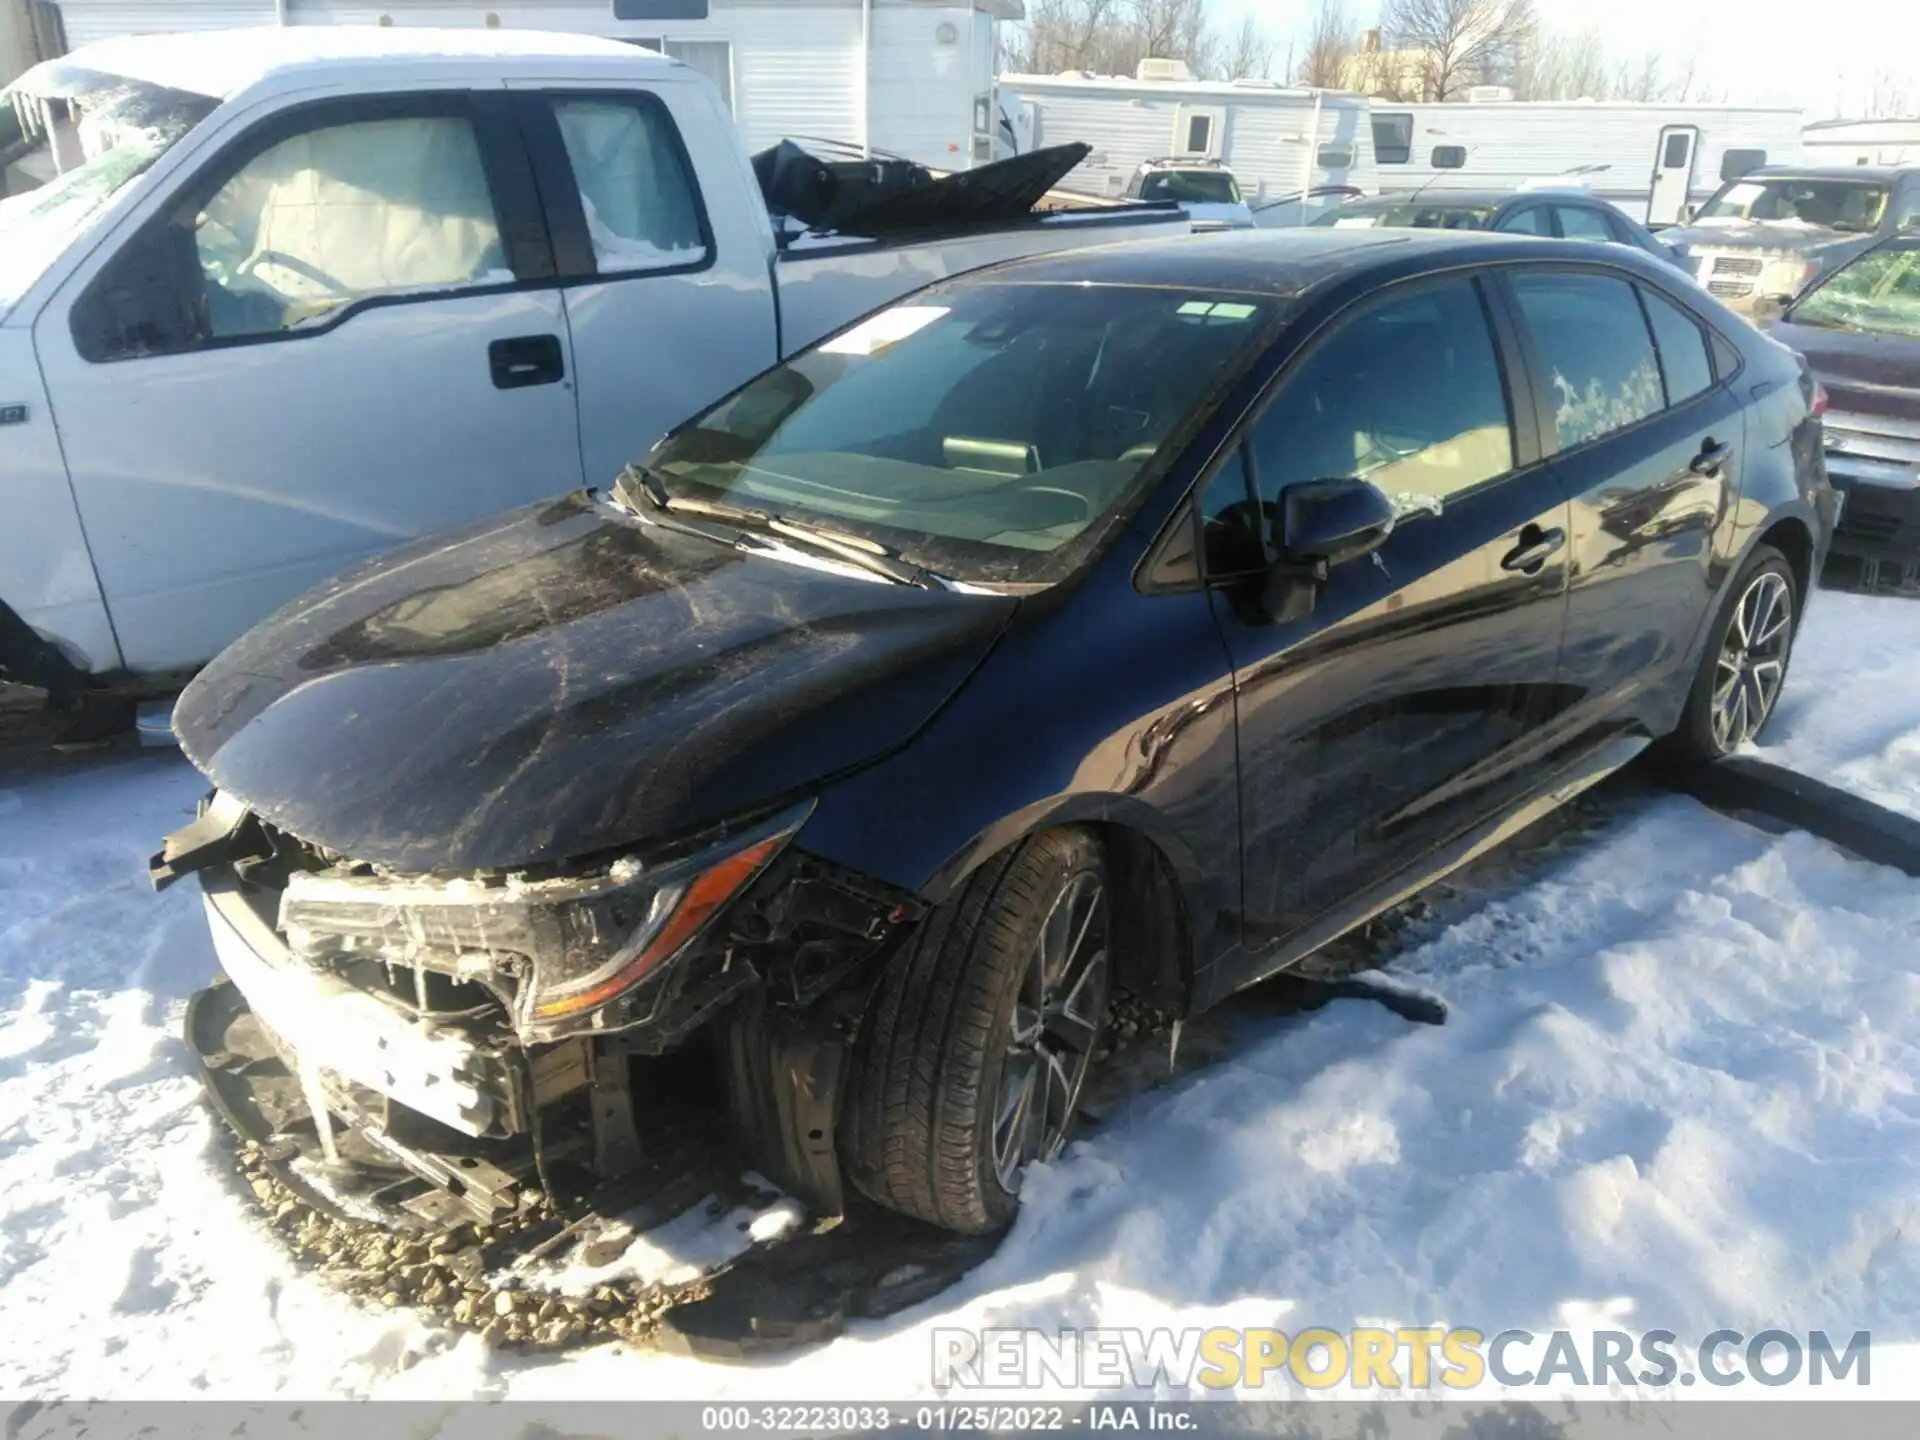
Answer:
0 27 1185 716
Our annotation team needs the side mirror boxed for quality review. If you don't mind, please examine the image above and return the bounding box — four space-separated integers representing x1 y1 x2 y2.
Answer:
1751 293 1793 325
1282 478 1397 567
1263 478 1397 621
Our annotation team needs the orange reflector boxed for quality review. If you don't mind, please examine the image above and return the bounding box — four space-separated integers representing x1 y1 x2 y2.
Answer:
532 834 787 1019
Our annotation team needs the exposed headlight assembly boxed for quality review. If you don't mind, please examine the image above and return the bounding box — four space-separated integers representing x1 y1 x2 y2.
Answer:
278 803 810 1042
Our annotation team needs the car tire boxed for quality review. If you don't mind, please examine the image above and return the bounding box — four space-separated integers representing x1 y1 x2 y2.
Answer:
841 828 1111 1234
1666 543 1800 761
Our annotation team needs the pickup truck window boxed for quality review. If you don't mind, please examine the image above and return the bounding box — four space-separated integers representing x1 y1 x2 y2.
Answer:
645 281 1276 583
195 115 509 340
550 98 707 274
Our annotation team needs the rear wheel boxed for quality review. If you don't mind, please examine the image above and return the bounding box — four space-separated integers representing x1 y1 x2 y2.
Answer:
841 829 1110 1234
1668 544 1798 760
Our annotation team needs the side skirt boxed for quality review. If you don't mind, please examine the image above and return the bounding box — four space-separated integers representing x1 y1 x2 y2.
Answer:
1237 733 1650 995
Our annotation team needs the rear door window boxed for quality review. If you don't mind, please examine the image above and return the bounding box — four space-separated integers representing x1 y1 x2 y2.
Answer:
1552 204 1617 243
547 96 709 274
1496 206 1552 235
1510 271 1664 449
1638 286 1715 404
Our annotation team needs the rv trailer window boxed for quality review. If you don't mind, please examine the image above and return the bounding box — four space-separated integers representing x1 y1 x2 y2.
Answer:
1720 148 1767 183
1185 114 1212 154
1662 133 1692 169
1317 144 1355 170
1373 113 1413 165
1431 144 1467 170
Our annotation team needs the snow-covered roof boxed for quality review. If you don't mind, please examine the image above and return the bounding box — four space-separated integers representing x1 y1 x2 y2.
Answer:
999 71 1369 106
13 26 674 103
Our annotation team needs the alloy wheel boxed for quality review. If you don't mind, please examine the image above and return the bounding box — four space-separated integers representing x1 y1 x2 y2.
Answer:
1711 570 1793 752
991 870 1109 1193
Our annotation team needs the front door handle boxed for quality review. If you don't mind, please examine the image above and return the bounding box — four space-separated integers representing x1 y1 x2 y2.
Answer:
1500 523 1566 575
1690 437 1732 476
489 334 565 390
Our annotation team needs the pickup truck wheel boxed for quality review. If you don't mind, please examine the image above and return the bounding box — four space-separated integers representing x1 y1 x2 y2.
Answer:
1667 543 1799 761
842 829 1110 1234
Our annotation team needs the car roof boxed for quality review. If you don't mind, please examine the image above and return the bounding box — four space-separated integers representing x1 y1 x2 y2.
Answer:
961 227 1630 297
13 26 668 103
1342 187 1606 207
1744 165 1920 183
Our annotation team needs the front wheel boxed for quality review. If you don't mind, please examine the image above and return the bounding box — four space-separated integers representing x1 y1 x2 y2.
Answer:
1668 544 1799 760
841 829 1110 1234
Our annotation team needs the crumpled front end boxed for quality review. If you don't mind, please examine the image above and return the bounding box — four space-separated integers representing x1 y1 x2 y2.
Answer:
159 793 905 1228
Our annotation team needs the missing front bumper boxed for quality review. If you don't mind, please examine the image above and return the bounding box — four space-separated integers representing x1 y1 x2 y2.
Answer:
188 873 599 1227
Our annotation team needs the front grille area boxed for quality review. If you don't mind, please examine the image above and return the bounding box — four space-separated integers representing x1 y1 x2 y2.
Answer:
1710 255 1765 277
1838 510 1905 544
1708 278 1755 299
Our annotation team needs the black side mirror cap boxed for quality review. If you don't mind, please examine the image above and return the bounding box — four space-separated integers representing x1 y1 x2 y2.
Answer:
1281 478 1398 568
1261 478 1398 622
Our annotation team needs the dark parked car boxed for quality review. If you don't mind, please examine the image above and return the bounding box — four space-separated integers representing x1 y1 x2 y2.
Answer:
155 230 1835 1239
1768 235 1920 591
1311 187 1691 271
1667 165 1920 314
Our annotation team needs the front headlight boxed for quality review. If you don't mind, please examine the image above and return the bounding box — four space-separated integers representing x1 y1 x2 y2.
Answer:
278 803 809 1037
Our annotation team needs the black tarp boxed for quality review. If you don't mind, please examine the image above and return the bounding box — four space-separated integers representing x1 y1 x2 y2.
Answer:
752 139 1096 237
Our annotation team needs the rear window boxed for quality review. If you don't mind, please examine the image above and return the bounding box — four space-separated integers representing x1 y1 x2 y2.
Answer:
1140 169 1241 205
1314 201 1494 231
1791 246 1920 338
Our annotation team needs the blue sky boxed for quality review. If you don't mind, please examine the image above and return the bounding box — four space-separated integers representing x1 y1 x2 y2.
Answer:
1210 0 1920 115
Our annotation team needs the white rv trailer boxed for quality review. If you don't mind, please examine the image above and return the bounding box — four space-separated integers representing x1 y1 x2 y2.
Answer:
1370 96 1806 225
45 0 1016 170
1802 117 1920 167
998 63 1376 220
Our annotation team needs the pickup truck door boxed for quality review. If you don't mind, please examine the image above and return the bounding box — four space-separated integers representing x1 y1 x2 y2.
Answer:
32 90 584 673
505 80 780 490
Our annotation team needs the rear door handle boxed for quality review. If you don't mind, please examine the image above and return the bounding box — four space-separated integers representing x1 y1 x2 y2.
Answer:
1500 523 1566 575
489 334 565 390
1690 437 1732 475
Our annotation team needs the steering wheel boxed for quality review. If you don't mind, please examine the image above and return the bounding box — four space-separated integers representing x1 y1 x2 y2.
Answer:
239 249 351 296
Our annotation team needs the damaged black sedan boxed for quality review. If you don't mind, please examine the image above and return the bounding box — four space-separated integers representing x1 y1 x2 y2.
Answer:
156 230 1835 1238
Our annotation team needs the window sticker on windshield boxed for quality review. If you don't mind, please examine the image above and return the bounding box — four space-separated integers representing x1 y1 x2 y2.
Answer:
820 305 950 356
1177 300 1257 320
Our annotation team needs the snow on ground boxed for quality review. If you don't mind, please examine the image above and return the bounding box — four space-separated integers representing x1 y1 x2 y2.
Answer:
0 593 1917 1406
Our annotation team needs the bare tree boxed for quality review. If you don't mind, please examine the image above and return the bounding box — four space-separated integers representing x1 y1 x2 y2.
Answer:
1381 0 1537 100
1298 0 1358 89
1220 14 1277 80
1866 68 1915 120
1004 0 1271 82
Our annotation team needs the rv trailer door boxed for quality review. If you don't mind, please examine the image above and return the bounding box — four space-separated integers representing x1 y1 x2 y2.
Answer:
1648 125 1700 225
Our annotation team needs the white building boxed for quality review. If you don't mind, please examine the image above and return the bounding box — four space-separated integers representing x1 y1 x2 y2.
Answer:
1371 97 1807 225
1802 117 1920 168
43 0 1016 168
998 64 1376 212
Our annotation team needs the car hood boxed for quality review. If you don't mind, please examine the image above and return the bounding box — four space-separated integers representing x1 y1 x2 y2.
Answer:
1664 220 1868 257
174 491 1017 873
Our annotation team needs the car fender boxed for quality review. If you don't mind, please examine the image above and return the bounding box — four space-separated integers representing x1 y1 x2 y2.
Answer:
0 327 119 683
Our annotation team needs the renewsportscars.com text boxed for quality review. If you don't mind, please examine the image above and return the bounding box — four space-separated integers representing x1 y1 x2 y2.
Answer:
931 1327 1872 1392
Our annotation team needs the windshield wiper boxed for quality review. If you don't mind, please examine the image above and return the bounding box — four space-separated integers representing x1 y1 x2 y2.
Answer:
612 463 949 590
